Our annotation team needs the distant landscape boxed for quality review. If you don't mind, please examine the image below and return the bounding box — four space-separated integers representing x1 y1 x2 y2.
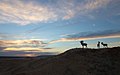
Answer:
0 47 120 75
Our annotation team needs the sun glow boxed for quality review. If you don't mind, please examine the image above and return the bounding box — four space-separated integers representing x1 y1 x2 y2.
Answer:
16 54 37 57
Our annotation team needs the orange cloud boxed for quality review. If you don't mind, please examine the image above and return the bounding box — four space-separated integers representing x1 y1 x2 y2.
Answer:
3 46 53 53
0 39 47 47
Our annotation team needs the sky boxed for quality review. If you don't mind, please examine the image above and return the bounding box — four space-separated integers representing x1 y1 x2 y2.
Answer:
0 0 120 57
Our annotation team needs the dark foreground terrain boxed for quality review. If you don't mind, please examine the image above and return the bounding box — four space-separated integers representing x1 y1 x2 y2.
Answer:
0 47 120 75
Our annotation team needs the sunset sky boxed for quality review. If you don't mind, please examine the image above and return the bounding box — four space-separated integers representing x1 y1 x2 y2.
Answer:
0 0 120 57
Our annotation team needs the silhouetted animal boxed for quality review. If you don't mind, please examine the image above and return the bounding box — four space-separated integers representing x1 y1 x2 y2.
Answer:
97 41 100 48
101 42 108 48
80 41 87 48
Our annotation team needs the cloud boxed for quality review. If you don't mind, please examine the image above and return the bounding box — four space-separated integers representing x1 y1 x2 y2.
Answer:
0 33 55 56
0 38 56 56
4 47 53 52
0 40 55 56
0 0 57 25
50 30 120 43
0 32 48 43
0 39 47 47
58 0 111 20
0 0 111 25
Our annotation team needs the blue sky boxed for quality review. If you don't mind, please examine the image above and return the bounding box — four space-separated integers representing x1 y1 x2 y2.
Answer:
0 0 120 56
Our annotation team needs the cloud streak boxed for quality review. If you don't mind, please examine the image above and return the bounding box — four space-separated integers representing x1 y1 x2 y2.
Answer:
0 0 111 25
0 39 47 47
55 0 111 20
50 30 120 43
0 39 55 56
0 0 57 25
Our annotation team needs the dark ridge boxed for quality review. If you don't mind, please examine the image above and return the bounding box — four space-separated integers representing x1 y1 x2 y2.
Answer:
0 47 120 75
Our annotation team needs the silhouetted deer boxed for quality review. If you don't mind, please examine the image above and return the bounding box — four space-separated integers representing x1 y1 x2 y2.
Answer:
97 41 100 48
101 42 108 48
80 41 87 48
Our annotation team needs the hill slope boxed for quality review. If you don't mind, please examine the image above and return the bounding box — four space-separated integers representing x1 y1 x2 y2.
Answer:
0 47 120 75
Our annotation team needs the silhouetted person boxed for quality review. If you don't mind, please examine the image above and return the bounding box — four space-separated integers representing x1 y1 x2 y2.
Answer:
80 41 87 48
101 42 108 48
97 41 100 48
